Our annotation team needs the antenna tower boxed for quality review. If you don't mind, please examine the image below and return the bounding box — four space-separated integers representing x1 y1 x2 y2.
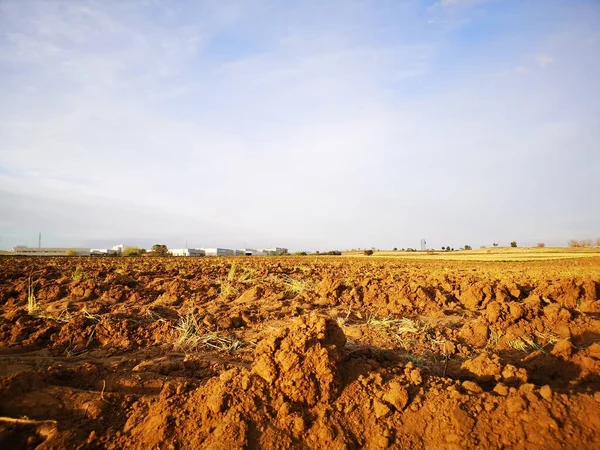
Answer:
420 238 426 251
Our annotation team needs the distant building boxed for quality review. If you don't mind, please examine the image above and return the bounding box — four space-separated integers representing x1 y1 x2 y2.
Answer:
90 248 119 256
233 248 288 256
201 248 235 256
238 248 265 256
170 248 205 257
260 247 288 255
12 246 90 256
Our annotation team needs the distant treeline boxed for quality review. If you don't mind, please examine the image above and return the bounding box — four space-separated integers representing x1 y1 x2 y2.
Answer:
568 238 600 248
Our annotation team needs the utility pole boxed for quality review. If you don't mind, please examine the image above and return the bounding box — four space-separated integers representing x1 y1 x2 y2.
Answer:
38 232 41 249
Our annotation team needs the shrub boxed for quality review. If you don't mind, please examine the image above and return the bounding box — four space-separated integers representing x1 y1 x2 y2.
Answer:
569 239 594 248
66 249 78 256
510 241 517 248
464 245 472 250
151 244 169 256
123 246 142 257
537 242 545 248
364 250 374 256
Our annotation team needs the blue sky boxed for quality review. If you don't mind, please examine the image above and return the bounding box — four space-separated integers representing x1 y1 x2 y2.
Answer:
1 0 599 251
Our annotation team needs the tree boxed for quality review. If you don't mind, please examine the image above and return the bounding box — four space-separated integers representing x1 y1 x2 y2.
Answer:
464 245 472 250
445 246 451 252
393 247 397 251
493 243 499 247
510 241 517 248
537 242 545 248
151 244 169 256
441 246 445 251
364 249 374 256
569 239 594 248
123 246 141 256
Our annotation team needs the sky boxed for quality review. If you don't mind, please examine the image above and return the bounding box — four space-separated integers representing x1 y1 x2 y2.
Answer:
0 0 599 251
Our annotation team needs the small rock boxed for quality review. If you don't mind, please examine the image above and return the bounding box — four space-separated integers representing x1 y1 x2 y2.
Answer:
539 385 552 400
458 319 489 348
373 399 391 418
383 382 409 411
551 340 573 359
587 342 600 359
501 364 528 383
493 383 509 396
443 341 456 355
484 401 496 412
409 369 423 385
506 395 528 414
462 380 483 394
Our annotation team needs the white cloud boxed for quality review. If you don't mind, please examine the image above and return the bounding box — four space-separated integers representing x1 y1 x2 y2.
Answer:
433 0 495 9
536 54 554 68
0 0 598 250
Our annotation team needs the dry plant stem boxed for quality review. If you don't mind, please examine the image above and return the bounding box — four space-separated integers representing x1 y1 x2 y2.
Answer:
0 416 57 425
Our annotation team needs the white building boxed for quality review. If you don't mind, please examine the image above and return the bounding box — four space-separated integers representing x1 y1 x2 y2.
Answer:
90 248 119 256
237 248 265 256
201 248 235 256
12 246 91 256
170 248 206 257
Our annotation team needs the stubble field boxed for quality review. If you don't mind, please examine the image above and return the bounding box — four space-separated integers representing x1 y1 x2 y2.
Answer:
1 255 599 449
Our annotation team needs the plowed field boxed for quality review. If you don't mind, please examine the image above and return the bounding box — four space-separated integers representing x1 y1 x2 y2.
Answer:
1 256 599 449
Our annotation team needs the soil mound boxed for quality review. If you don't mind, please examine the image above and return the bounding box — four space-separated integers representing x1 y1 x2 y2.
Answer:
119 315 348 449
252 314 346 406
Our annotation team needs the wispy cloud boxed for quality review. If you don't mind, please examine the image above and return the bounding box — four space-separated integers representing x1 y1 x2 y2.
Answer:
431 0 496 10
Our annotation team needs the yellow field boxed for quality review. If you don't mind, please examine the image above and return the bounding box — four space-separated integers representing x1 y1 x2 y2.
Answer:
343 247 600 261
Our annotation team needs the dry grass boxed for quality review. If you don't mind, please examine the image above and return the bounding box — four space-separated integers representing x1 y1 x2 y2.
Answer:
365 314 400 328
219 264 238 297
173 314 244 352
72 265 85 281
364 315 438 349
218 264 256 297
27 275 72 323
508 335 545 352
281 275 312 294
27 276 40 315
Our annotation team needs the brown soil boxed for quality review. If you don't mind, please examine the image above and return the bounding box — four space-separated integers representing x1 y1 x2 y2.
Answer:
1 256 600 449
